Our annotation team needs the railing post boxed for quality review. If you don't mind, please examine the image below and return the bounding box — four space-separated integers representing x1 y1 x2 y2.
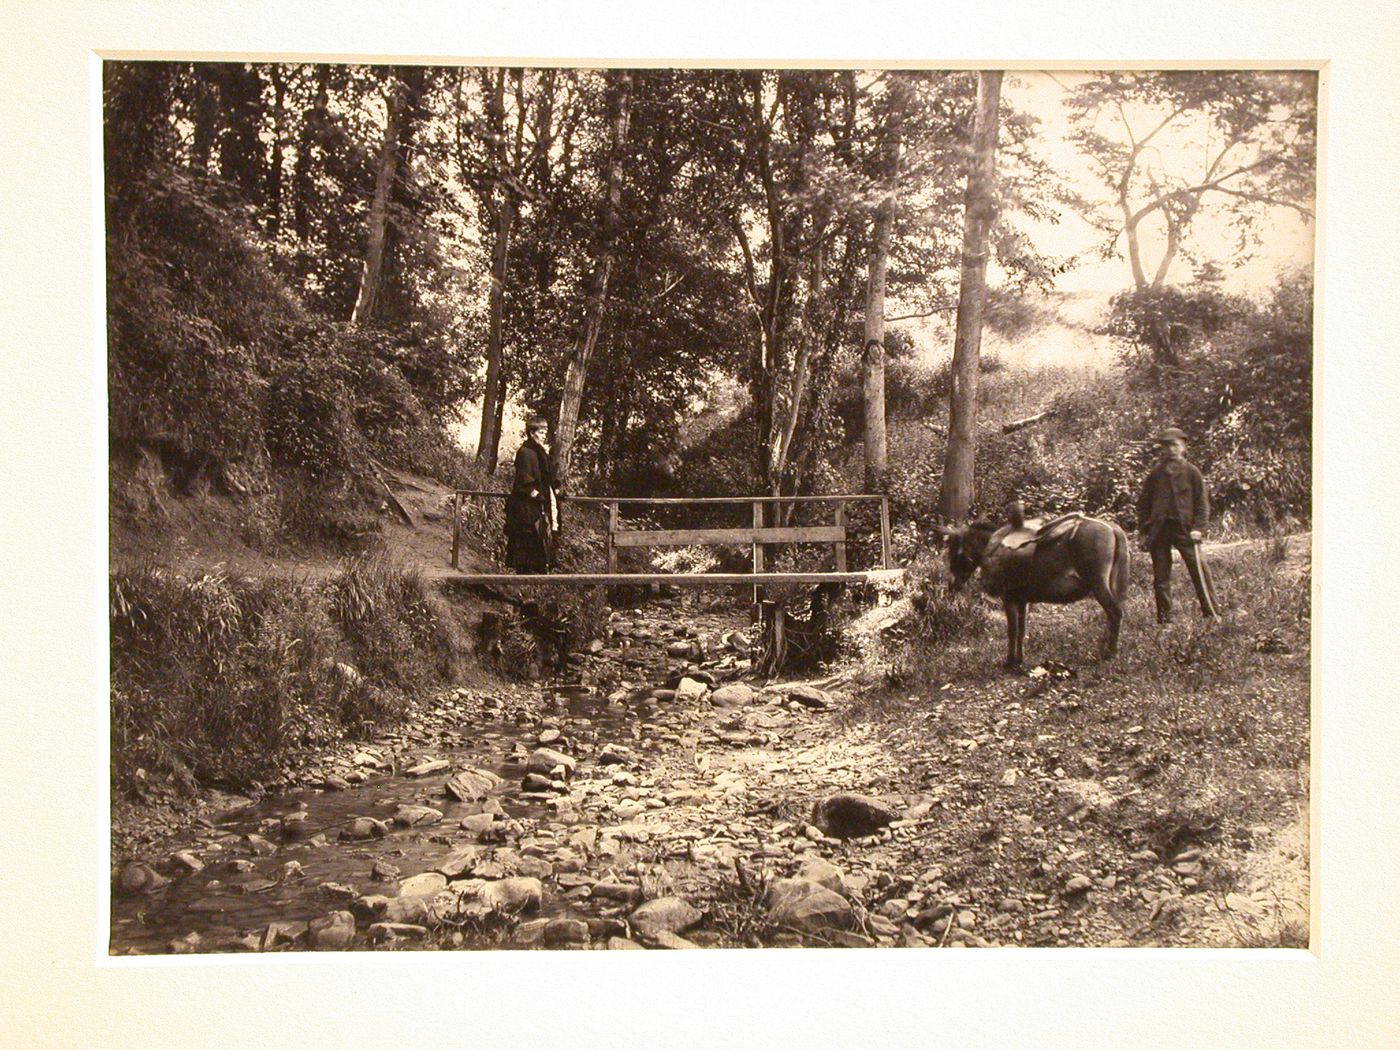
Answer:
606 501 619 574
834 500 847 573
451 491 461 570
752 499 765 606
879 495 892 570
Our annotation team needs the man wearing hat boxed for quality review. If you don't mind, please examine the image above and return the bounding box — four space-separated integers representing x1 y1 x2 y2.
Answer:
1136 427 1220 622
504 415 559 573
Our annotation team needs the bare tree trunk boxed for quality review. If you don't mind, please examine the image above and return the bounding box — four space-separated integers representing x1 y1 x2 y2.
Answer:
351 70 407 326
554 70 632 489
292 65 329 239
939 71 1003 522
862 76 906 493
475 70 513 472
266 66 284 239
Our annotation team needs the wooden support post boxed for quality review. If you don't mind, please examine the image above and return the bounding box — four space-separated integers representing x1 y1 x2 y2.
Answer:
834 500 847 573
879 495 892 569
606 501 619 574
752 500 765 606
451 492 461 569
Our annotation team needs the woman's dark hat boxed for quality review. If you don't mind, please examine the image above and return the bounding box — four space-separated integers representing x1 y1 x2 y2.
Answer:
1153 426 1187 443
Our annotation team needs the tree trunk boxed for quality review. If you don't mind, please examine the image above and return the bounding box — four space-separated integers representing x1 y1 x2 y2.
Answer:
350 70 407 326
216 63 264 206
939 71 1003 522
862 76 906 493
266 66 284 239
476 70 513 472
292 65 329 239
554 70 632 489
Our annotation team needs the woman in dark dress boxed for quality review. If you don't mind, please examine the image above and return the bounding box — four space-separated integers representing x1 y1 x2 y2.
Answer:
504 416 558 572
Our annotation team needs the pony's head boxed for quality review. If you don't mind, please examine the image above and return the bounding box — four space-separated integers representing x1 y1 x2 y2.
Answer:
932 520 999 590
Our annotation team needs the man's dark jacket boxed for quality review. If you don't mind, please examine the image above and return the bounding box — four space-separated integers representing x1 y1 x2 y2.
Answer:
1136 457 1210 543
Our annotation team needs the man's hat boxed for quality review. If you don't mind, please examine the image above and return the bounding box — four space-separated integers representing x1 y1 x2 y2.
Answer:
527 415 549 430
1153 426 1187 443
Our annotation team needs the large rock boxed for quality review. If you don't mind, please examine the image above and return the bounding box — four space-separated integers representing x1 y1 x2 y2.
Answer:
795 857 847 894
445 768 501 802
479 877 543 914
766 878 859 934
398 872 448 898
308 910 356 950
117 861 169 895
391 805 443 827
368 922 428 943
812 793 897 839
542 918 591 946
404 758 450 778
629 897 702 939
787 684 832 709
341 817 390 841
674 678 708 703
437 845 486 879
709 682 756 708
526 748 577 778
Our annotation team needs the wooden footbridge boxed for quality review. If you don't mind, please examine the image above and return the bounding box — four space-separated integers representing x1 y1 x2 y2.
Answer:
448 493 902 590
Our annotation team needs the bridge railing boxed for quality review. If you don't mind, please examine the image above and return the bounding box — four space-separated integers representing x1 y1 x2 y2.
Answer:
449 492 893 582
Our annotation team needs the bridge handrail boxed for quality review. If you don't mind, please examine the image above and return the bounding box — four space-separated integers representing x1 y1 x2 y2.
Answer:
449 491 893 579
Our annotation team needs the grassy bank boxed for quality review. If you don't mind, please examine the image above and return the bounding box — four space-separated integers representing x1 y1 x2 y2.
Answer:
109 554 477 798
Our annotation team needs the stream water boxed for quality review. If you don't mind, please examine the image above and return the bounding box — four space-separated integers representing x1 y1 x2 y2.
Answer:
110 604 762 954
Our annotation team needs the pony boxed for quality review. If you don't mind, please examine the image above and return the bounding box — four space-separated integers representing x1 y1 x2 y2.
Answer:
933 508 1130 669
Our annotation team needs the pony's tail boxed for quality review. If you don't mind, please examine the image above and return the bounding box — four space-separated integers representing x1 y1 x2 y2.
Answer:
1111 525 1131 602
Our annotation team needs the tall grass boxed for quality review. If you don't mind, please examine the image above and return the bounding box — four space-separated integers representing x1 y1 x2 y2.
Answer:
110 555 474 796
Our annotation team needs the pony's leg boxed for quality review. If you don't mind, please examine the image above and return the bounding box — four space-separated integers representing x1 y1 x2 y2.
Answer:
1003 600 1024 669
1090 564 1123 659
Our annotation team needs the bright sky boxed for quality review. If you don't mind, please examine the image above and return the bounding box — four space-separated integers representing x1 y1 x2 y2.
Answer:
998 71 1316 296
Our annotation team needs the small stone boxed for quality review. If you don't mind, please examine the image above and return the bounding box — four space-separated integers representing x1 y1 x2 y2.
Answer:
526 748 577 778
404 759 450 778
795 857 846 894
630 896 702 939
709 683 756 708
538 728 562 746
479 877 543 914
322 776 352 792
117 862 168 895
260 921 307 950
542 918 591 946
521 773 555 793
170 851 204 874
651 930 700 949
371 860 402 882
319 882 359 902
1064 875 1094 895
459 813 496 836
998 898 1025 913
368 922 428 943
244 834 278 856
812 793 897 839
787 684 830 709
608 936 645 950
674 678 708 703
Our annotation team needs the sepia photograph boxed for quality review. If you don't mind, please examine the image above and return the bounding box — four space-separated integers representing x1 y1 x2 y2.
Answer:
11 0 1400 1044
104 60 1315 956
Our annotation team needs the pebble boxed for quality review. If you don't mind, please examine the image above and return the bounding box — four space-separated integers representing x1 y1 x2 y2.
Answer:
1064 875 1094 894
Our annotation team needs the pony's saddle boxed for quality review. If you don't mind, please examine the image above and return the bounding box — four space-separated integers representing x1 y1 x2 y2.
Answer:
997 512 1085 552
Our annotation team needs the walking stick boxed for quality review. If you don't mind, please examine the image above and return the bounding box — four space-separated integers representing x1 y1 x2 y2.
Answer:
1189 536 1220 617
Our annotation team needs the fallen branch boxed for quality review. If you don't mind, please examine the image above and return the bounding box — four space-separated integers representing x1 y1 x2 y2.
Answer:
366 458 415 526
1001 409 1058 434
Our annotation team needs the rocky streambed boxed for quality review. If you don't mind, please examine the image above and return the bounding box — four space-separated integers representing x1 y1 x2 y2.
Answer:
110 595 1307 954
